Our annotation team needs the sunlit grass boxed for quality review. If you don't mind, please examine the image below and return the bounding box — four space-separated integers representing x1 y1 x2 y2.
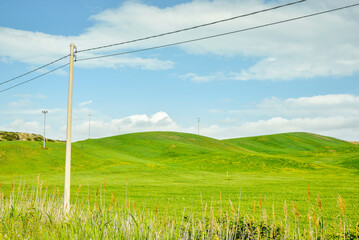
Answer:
1 180 358 239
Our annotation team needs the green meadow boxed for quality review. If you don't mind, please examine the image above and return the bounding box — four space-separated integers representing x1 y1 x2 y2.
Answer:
0 131 358 238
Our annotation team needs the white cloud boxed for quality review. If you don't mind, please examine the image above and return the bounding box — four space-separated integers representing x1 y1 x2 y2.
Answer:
0 119 42 135
1 0 359 79
0 26 174 70
180 72 227 82
8 99 32 108
67 111 182 141
219 94 359 140
232 94 359 118
78 100 93 107
202 116 359 141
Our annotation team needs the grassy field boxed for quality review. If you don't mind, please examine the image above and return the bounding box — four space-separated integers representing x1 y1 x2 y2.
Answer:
0 131 358 238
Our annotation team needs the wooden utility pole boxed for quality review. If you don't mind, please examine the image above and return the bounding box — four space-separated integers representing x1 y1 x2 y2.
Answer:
64 43 75 213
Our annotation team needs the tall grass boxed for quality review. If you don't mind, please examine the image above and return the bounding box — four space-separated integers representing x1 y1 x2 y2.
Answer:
0 181 358 239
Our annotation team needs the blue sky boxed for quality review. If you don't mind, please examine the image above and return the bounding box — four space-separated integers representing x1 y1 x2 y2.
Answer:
0 0 358 141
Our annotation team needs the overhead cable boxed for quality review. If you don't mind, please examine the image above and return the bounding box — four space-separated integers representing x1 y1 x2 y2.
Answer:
76 0 306 53
76 3 359 62
0 54 70 86
0 63 69 93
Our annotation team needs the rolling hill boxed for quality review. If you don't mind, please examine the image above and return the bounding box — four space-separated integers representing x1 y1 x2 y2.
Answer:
0 131 358 176
1 131 358 223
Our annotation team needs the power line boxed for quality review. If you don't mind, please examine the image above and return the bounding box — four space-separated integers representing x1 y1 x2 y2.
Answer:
76 3 359 63
76 0 306 53
0 63 69 93
0 54 70 86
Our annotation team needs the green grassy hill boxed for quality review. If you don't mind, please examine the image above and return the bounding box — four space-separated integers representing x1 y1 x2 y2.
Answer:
0 131 357 175
224 132 359 172
0 131 358 223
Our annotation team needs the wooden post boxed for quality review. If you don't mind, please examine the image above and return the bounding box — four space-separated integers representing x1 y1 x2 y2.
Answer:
64 43 75 213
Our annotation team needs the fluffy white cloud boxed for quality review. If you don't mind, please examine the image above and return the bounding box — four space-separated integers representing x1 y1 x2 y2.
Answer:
1 94 358 142
218 94 359 140
1 0 359 79
68 111 182 141
0 119 42 135
202 116 359 141
232 94 359 118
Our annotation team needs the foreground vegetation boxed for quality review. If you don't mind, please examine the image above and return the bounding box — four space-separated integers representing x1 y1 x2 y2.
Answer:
0 181 358 239
0 131 358 238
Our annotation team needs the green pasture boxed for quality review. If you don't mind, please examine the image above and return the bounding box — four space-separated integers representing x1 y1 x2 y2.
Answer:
0 131 358 225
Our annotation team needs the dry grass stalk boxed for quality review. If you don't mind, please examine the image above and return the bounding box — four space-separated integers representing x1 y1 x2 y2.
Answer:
229 199 236 215
155 201 158 217
111 192 116 205
263 208 268 225
204 203 207 217
317 194 322 212
337 194 346 214
77 184 82 194
253 201 256 215
284 200 288 221
312 206 319 228
292 201 300 221
308 185 311 203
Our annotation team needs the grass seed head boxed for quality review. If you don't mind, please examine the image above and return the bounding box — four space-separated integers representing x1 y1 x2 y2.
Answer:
317 194 322 212
155 201 158 216
112 192 116 205
312 206 319 227
307 185 311 202
229 199 236 215
337 194 346 214
292 201 300 221
77 184 82 194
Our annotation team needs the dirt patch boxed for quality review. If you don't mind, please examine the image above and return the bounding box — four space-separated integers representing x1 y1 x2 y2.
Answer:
349 141 359 145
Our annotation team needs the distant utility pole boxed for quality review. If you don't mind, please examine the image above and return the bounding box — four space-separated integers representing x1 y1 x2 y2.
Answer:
88 112 92 139
64 43 76 213
42 110 48 149
198 117 200 135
